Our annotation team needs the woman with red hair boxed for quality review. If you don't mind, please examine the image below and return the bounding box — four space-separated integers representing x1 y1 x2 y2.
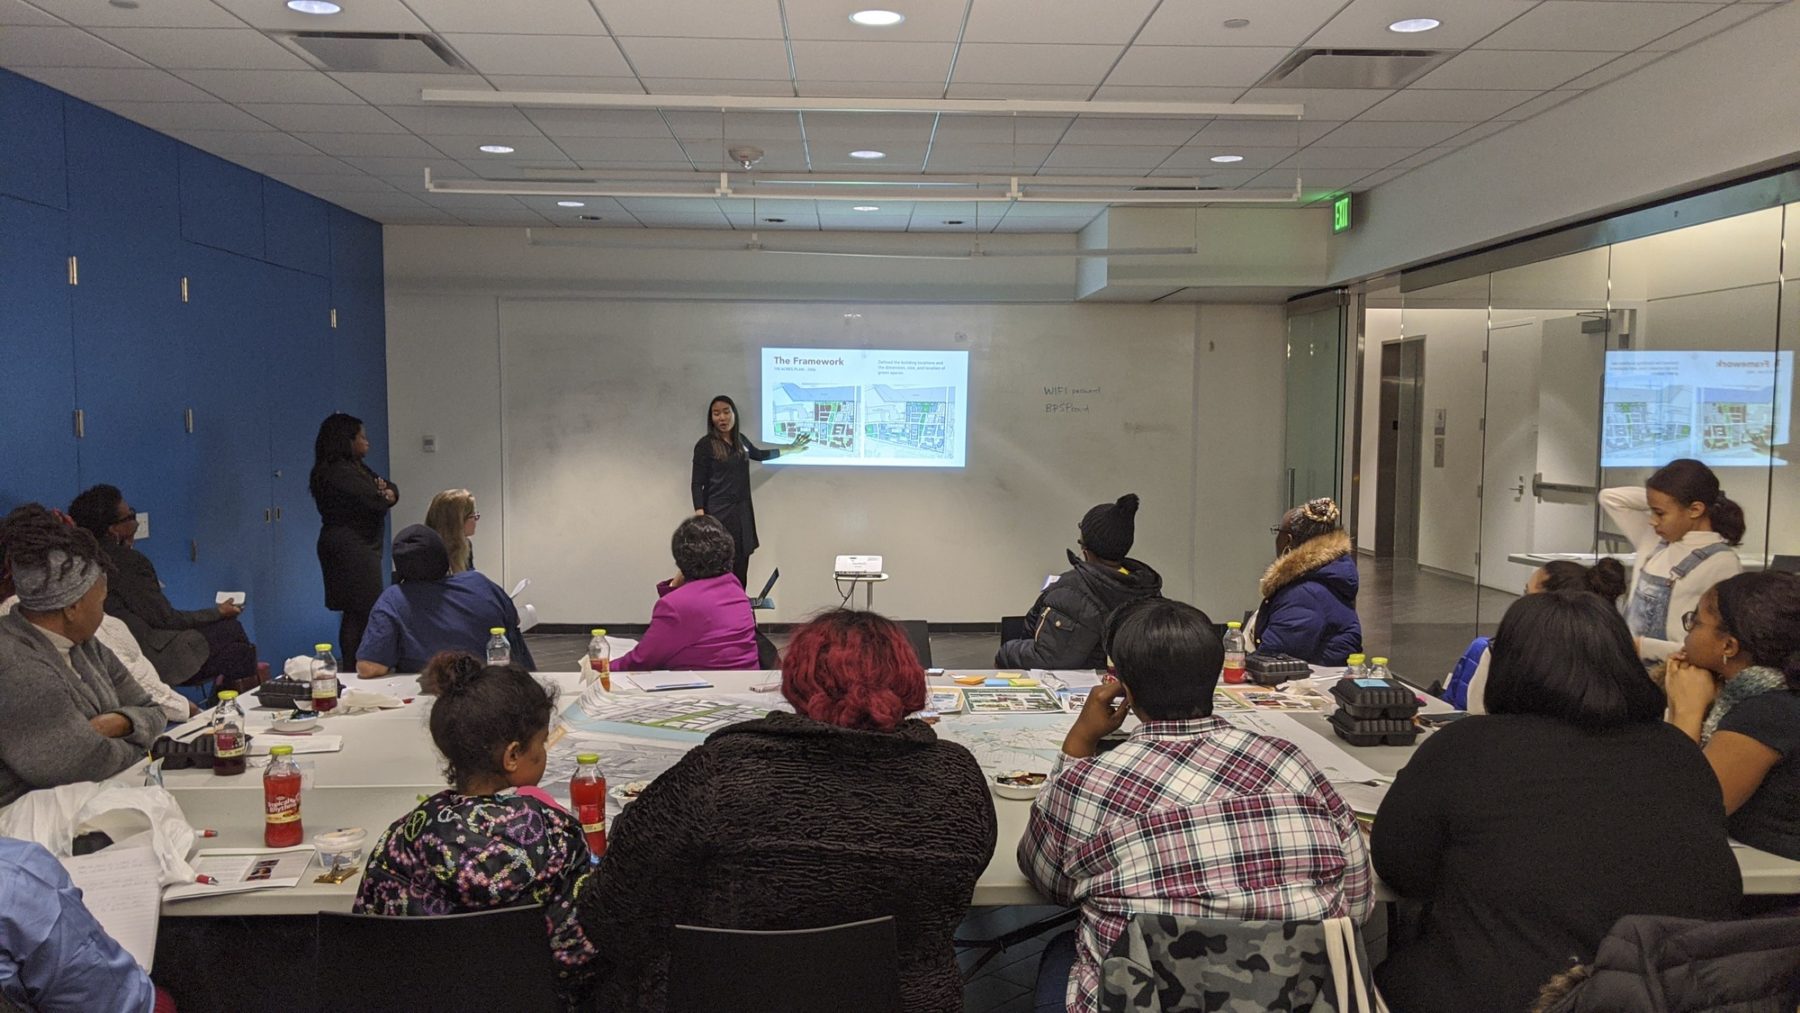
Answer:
577 610 995 1013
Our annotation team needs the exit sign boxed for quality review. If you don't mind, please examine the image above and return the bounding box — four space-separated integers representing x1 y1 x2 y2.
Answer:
1332 194 1353 233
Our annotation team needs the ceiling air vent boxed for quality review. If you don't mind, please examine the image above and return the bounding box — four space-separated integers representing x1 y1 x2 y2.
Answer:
275 32 471 74
1259 49 1450 90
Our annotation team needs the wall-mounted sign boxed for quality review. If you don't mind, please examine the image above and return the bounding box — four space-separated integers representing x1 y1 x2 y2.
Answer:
1332 194 1353 234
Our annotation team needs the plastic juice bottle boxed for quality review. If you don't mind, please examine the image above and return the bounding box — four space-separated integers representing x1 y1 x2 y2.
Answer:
486 627 511 665
310 643 339 713
263 745 303 847
569 753 607 858
1368 657 1393 682
211 691 248 776
1344 653 1368 681
1221 622 1248 685
587 629 611 692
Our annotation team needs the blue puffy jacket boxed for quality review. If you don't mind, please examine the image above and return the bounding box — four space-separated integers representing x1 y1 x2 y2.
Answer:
1253 531 1363 666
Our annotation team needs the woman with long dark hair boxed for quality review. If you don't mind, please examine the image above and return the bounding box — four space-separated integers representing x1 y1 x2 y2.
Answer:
309 413 397 663
1601 458 1744 665
690 395 806 588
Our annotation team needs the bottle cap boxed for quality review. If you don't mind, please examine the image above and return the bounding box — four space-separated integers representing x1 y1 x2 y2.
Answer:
490 627 505 635
315 643 332 652
1372 657 1389 665
591 628 607 636
1226 621 1242 629
1347 654 1365 664
269 745 294 757
576 753 599 764
218 690 238 700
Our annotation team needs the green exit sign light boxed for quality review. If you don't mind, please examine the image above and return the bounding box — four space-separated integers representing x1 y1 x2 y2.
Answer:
1332 194 1353 233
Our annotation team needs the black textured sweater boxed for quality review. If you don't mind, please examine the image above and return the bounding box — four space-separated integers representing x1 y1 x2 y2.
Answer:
576 711 997 1013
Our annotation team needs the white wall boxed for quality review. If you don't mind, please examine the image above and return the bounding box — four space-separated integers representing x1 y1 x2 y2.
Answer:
385 226 1291 626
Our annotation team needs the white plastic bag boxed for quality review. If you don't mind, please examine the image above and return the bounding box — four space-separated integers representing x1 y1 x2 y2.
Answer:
283 654 315 682
0 782 198 885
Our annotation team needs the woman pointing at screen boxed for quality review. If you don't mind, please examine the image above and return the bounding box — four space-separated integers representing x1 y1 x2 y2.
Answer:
692 395 808 588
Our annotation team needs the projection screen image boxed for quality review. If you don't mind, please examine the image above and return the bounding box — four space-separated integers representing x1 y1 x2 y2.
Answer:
761 348 970 468
1602 350 1793 467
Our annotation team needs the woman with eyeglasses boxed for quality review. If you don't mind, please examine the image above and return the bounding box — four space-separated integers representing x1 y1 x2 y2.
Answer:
1665 571 1800 860
425 489 480 573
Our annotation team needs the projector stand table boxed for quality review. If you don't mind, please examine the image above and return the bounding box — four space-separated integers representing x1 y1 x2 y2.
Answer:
836 573 889 610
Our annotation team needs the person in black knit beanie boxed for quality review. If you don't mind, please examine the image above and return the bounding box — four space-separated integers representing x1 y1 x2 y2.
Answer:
997 494 1164 670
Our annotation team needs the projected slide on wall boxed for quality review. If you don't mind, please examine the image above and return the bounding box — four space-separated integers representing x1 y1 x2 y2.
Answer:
760 348 970 468
1602 350 1793 467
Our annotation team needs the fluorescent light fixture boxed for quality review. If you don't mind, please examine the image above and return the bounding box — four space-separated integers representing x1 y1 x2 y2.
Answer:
1387 17 1440 32
849 9 905 26
1210 154 1244 163
477 144 515 154
285 0 342 13
849 150 886 160
852 205 881 212
556 200 585 207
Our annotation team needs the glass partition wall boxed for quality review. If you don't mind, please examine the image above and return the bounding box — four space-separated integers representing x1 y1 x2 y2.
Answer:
1357 189 1797 687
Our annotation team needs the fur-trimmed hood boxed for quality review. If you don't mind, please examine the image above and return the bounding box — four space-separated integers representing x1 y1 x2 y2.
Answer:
1260 530 1355 600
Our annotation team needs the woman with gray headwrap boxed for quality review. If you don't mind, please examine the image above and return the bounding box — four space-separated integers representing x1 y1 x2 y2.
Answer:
0 506 166 807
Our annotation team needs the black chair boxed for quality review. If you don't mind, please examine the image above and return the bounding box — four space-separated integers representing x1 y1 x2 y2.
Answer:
315 906 562 1012
1771 555 1800 574
999 615 1030 644
755 627 781 669
895 619 933 668
667 916 902 1013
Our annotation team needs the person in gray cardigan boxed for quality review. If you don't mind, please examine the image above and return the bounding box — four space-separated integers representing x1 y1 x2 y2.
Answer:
0 507 166 807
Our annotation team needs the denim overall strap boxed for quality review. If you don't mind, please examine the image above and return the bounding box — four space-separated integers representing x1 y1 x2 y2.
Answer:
1625 541 1733 639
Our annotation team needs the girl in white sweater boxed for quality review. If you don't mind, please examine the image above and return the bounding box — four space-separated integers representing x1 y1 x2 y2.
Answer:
1600 459 1745 665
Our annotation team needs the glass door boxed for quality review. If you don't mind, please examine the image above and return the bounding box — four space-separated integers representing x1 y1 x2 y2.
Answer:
1283 297 1347 509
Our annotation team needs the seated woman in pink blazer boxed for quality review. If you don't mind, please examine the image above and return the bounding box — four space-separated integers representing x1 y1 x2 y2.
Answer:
611 515 759 672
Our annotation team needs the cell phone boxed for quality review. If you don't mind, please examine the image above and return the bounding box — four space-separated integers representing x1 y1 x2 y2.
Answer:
925 668 946 676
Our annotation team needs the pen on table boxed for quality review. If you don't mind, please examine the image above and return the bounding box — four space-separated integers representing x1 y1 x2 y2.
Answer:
197 829 218 838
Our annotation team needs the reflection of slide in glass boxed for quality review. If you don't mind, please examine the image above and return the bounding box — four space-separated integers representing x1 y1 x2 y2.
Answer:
760 347 970 468
1602 351 1792 467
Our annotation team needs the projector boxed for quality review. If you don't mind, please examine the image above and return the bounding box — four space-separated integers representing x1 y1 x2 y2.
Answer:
834 555 883 577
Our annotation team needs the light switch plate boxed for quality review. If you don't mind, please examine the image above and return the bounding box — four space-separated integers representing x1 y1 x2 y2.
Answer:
422 434 437 453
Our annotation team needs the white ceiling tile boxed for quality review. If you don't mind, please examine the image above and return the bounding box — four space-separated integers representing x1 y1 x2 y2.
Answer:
419 193 538 211
269 173 399 192
1311 120 1474 146
1476 1 1719 51
522 196 628 214
1558 51 1663 90
527 109 676 138
1641 3 1766 51
29 0 239 27
426 135 569 160
329 71 492 105
1251 167 1356 188
1388 146 1458 169
963 0 1159 45
1355 167 1411 188
454 155 580 176
1234 87 1391 121
924 144 1057 170
293 132 446 157
91 28 312 70
943 82 1096 99
337 155 471 176
404 0 608 35
639 78 798 96
928 115 1072 145
621 37 793 79
553 136 694 161
794 80 946 98
173 69 363 104
1144 166 1268 186
443 34 632 77
784 0 968 42
1057 117 1209 146
681 139 809 168
802 111 937 139
373 209 463 223
571 159 694 170
1492 89 1584 120
1087 84 1248 102
172 130 333 155
243 102 407 133
19 66 213 102
0 26 146 67
209 0 428 33
1413 50 1617 89
949 43 1123 86
1442 120 1514 144
1041 144 1179 169
792 40 956 82
1308 0 1540 48
1277 146 1415 169
992 216 1096 232
226 152 365 175
1358 88 1540 121
100 100 276 132
0 0 63 26
1187 118 1334 146
1108 47 1298 88
814 216 913 231
481 75 644 93
1160 145 1304 169
617 196 718 212
664 110 802 140
597 0 786 38
1136 0 1342 47
381 105 548 136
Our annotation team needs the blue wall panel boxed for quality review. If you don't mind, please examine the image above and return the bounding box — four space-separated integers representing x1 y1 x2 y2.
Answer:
179 146 265 260
262 179 330 277
0 72 67 209
0 196 78 512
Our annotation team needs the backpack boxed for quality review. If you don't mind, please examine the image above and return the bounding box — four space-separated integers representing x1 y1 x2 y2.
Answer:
1444 636 1489 711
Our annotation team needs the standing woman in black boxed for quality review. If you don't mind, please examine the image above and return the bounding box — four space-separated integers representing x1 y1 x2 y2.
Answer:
310 413 397 663
692 395 806 588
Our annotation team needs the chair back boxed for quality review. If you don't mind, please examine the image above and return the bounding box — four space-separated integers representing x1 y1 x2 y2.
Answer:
1099 913 1382 1013
315 906 561 1012
667 915 902 1013
895 620 932 668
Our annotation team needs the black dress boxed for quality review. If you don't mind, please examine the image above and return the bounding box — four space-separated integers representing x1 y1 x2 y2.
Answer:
312 458 397 658
691 433 778 585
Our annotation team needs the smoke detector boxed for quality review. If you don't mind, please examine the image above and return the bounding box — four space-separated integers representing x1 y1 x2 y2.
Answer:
728 146 764 170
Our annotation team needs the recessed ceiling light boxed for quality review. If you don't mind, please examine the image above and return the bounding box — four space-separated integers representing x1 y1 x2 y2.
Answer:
1210 154 1245 163
849 149 886 160
849 9 905 27
108 0 140 8
1222 18 1250 29
577 214 604 221
762 217 787 223
556 200 585 207
477 144 515 154
852 205 881 212
1387 17 1440 33
944 219 965 225
286 0 342 14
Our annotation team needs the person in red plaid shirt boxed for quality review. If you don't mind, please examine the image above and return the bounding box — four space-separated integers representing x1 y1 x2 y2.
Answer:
1018 598 1373 1012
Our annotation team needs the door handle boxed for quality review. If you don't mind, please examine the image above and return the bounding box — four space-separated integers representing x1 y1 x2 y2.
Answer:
1511 476 1526 500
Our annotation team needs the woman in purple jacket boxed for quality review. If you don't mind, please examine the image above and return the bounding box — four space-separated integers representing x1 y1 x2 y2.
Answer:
611 515 759 672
